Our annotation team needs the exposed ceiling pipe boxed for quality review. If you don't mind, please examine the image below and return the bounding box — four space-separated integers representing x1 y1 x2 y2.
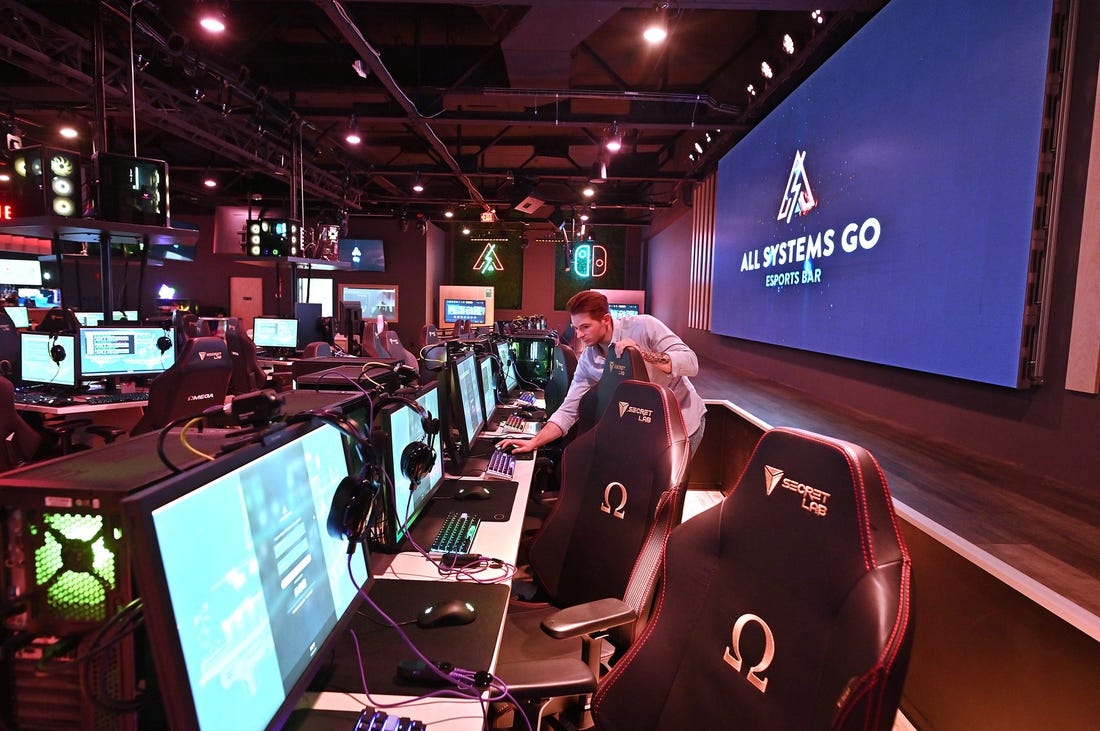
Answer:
313 0 492 212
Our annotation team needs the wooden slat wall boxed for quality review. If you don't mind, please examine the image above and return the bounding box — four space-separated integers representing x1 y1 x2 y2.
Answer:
688 173 716 331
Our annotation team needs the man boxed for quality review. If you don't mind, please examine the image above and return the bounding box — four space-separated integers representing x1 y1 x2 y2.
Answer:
498 290 706 457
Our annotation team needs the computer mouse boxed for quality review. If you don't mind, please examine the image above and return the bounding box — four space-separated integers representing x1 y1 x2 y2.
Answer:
494 442 517 454
417 599 477 629
454 484 492 500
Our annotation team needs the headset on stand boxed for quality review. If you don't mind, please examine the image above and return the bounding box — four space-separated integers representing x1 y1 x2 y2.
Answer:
376 391 439 488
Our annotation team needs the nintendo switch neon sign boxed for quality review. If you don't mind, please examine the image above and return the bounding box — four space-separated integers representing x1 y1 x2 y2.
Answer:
573 243 607 278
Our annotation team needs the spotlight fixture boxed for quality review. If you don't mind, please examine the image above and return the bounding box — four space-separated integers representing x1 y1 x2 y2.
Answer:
582 185 596 198
782 33 796 56
344 114 362 145
643 2 670 45
747 83 758 97
202 170 217 188
811 9 825 25
444 208 454 219
761 61 774 80
589 159 608 184
0 172 10 183
199 2 227 33
693 141 703 155
461 225 471 235
412 171 424 193
58 113 79 140
191 87 206 102
604 122 623 153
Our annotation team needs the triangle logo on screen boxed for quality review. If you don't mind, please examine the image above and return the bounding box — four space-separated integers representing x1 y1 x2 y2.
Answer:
777 150 818 224
764 465 784 496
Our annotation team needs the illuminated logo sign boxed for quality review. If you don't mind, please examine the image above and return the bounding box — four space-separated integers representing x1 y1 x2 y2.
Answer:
777 149 817 224
474 242 503 274
573 243 607 278
722 613 775 693
617 400 653 423
764 465 831 517
197 351 223 361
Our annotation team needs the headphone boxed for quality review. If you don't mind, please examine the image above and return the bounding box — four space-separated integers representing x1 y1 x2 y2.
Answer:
287 409 383 549
156 327 173 354
373 392 439 488
48 333 66 364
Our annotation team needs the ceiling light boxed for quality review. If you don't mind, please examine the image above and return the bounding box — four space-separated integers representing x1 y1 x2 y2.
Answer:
202 170 217 188
747 83 757 97
761 61 774 80
444 209 454 219
693 141 703 154
0 172 10 183
582 185 596 198
604 122 623 153
811 9 825 25
344 114 361 145
58 113 79 139
412 171 424 193
643 3 669 45
461 225 471 235
589 159 608 184
782 34 796 55
199 3 227 33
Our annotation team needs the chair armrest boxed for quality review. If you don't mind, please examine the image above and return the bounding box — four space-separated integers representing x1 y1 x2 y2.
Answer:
541 598 636 640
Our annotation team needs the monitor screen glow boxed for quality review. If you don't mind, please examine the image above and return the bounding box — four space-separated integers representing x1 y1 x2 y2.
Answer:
443 298 486 325
478 355 496 424
608 303 640 320
454 352 484 448
19 331 77 387
252 317 299 349
3 305 30 328
381 385 445 544
78 326 175 379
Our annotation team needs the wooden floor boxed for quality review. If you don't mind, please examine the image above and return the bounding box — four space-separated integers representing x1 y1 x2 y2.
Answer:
688 357 1100 640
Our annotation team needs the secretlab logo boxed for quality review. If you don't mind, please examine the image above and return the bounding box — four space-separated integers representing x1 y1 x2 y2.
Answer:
197 351 223 361
763 464 831 517
618 401 653 424
777 150 817 224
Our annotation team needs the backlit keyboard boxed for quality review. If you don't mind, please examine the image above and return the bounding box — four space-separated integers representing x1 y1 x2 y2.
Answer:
500 413 530 432
513 391 536 406
84 391 150 405
13 392 73 406
430 512 481 554
356 709 426 731
485 448 517 479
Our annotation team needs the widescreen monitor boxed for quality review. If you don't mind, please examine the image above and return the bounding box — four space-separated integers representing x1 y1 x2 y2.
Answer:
443 298 487 325
336 238 385 272
252 317 299 350
608 303 640 320
450 351 484 453
0 258 43 286
375 384 445 547
477 355 497 424
709 0 1055 388
19 331 78 387
3 305 30 329
496 340 518 394
78 326 175 379
122 422 369 731
74 310 140 327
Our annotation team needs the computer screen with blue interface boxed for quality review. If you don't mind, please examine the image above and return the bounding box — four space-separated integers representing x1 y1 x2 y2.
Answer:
3 305 29 328
608 303 640 319
123 422 368 731
378 384 445 545
453 352 484 450
496 340 517 393
477 355 496 423
19 332 78 387
443 298 487 325
251 317 299 349
78 326 175 379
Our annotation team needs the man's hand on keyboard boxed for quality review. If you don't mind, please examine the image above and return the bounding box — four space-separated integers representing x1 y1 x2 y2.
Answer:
496 437 535 454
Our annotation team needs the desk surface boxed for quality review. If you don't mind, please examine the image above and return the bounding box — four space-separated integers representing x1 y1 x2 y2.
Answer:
14 395 148 416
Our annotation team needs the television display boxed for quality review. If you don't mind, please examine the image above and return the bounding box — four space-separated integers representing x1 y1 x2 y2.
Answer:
122 422 369 731
443 298 487 325
79 326 175 379
3 306 30 329
336 238 385 272
19 331 78 388
709 0 1055 388
252 317 299 350
337 285 398 323
608 303 640 319
375 384 445 547
0 259 43 287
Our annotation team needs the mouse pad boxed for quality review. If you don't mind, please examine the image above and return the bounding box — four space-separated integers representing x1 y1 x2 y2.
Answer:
431 479 518 521
319 581 510 696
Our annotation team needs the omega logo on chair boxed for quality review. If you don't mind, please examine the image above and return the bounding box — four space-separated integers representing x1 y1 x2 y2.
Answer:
600 481 627 519
722 613 776 693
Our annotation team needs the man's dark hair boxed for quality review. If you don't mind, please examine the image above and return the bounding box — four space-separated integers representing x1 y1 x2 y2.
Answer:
566 290 610 320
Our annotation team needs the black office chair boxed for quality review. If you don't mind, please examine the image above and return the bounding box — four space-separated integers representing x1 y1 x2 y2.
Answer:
225 327 268 395
496 381 689 713
130 336 233 436
33 306 81 334
523 427 914 731
0 307 21 380
0 375 42 471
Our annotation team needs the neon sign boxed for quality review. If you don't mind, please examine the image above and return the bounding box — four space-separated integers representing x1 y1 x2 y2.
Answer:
573 242 608 278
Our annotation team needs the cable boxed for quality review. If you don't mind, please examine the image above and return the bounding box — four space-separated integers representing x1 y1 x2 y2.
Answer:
178 417 216 461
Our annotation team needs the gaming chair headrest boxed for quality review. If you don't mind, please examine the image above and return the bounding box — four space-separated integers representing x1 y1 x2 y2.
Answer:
34 307 80 334
181 336 232 369
590 380 687 458
723 427 906 592
303 341 333 358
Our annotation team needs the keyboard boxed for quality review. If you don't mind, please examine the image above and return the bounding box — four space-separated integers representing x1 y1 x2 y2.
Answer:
13 392 74 407
513 390 537 406
355 710 426 731
500 413 541 435
430 512 481 554
485 448 517 479
83 391 150 405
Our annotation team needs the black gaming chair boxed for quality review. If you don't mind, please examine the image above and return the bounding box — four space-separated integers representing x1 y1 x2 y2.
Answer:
360 320 391 359
0 375 42 471
0 307 21 380
225 327 268 394
130 336 233 436
496 380 690 724
573 345 649 441
380 329 419 371
33 306 81 334
543 344 578 418
572 427 915 731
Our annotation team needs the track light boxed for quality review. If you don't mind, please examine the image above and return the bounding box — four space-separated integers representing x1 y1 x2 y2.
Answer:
58 112 79 140
589 159 608 184
202 169 217 188
444 208 454 219
811 9 825 25
412 171 424 193
582 185 595 198
761 61 774 80
643 3 670 45
344 114 362 145
198 2 227 34
604 122 623 153
782 33 796 55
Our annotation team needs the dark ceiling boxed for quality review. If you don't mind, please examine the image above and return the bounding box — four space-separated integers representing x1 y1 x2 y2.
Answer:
0 0 886 231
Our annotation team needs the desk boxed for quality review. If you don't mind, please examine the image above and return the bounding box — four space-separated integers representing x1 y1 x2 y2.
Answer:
14 397 146 417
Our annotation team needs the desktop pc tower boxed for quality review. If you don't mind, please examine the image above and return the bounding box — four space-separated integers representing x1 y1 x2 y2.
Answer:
94 153 169 227
9 145 84 219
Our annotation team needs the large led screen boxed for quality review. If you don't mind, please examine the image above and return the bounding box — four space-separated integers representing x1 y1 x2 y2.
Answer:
711 0 1054 388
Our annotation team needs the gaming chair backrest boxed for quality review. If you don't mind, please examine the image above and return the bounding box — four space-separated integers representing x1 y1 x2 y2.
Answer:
0 308 20 380
418 324 439 349
360 320 391 359
529 380 689 609
0 374 41 467
574 345 649 438
543 344 578 417
130 336 233 436
225 327 267 394
592 427 914 731
381 329 419 370
34 307 80 334
302 340 333 358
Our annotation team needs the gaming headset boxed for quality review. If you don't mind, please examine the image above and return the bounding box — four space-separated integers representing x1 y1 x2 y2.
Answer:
48 333 66 364
380 393 439 488
156 327 173 354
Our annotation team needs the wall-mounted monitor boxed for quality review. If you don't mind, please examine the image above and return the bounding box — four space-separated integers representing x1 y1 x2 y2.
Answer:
608 303 640 319
709 0 1056 388
19 331 78 388
0 259 43 287
438 285 494 327
251 317 299 350
337 238 385 272
594 289 645 320
78 326 175 379
336 284 398 323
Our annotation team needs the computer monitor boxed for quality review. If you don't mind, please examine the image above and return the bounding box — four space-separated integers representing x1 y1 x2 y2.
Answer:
608 303 640 319
477 354 497 424
496 340 518 394
252 317 299 350
74 310 141 327
78 326 175 379
374 384 445 548
3 305 30 329
293 302 323 348
122 421 370 731
449 351 484 454
443 298 487 325
19 331 78 388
